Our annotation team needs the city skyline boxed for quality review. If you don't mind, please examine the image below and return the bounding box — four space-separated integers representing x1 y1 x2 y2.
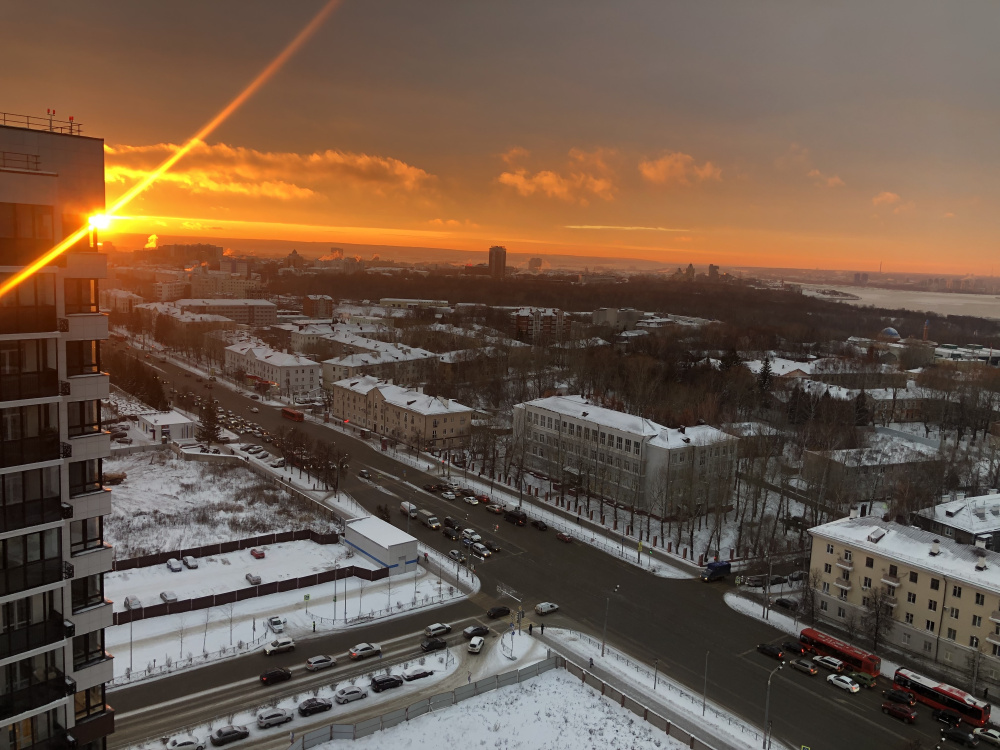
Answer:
3 1 999 273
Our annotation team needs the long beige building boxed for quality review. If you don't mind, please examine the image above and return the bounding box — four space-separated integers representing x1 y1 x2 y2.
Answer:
810 515 1000 688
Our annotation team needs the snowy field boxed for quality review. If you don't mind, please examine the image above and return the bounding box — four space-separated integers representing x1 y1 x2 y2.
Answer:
103 451 337 557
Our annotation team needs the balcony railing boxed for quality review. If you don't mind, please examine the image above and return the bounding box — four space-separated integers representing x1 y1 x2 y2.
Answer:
0 615 71 660
0 433 60 469
0 495 63 534
71 705 115 746
834 577 853 590
0 668 73 722
0 151 41 171
836 557 854 571
990 611 1000 625
883 595 898 608
881 573 900 587
0 112 82 134
0 371 58 401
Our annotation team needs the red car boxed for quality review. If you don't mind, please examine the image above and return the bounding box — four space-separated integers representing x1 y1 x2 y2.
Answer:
881 701 917 724
250 548 266 559
556 532 572 543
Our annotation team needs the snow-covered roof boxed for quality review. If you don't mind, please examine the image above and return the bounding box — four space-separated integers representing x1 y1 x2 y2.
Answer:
323 342 436 367
138 410 194 426
648 424 734 449
226 343 320 368
812 435 940 466
744 358 813 377
333 376 472 415
915 492 1000 535
810 516 1000 592
865 382 922 401
523 396 661 437
345 516 417 549
176 298 275 307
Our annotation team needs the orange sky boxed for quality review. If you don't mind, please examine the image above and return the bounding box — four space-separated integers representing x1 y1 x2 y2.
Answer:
5 2 997 274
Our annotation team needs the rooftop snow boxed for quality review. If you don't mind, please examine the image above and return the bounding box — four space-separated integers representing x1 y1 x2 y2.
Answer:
346 516 418 548
524 396 661 437
916 492 1000 535
138 410 193 426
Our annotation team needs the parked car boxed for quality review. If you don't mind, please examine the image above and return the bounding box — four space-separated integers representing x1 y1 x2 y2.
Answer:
464 496 479 506
124 595 142 610
881 701 918 724
743 575 765 588
531 520 548 531
789 658 817 675
534 602 559 615
847 671 877 688
756 643 784 661
827 674 860 693
773 598 798 611
487 606 511 619
424 623 452 637
246 573 262 586
260 667 292 686
782 642 808 657
468 636 485 654
813 655 845 672
306 654 336 672
256 708 292 728
442 526 461 540
423 484 438 492
166 736 205 750
250 394 260 400
263 637 295 655
555 532 572 543
441 491 457 500
403 666 435 681
486 504 504 514
933 709 963 727
349 643 381 660
370 674 404 692
250 548 265 559
166 558 183 572
883 689 917 706
182 555 199 569
266 616 284 634
482 540 502 553
448 550 467 564
160 591 177 604
334 685 368 704
297 698 333 717
973 728 1000 747
464 625 490 639
269 459 285 468
941 726 980 747
421 637 448 652
209 725 249 746
461 529 482 543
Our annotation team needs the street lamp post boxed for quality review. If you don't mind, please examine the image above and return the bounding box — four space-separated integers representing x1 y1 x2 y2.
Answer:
653 658 659 690
702 651 709 716
763 663 783 750
601 584 619 657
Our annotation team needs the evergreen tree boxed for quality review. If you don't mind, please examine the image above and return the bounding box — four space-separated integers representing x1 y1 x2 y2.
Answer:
854 390 872 426
720 347 742 372
197 402 221 444
756 357 773 399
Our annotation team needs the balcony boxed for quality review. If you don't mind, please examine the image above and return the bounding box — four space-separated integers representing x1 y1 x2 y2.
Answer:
70 706 115 747
0 668 73 723
834 577 853 590
70 543 114 578
0 495 63 534
0 615 72 660
69 599 113 634
0 370 58 401
989 632 1000 648
0 558 63 597
836 557 854 571
883 595 898 608
0 306 57 335
66 431 111 462
881 573 900 587
0 433 60 469
990 611 1000 625
65 372 109 401
71 652 114 689
65 313 108 341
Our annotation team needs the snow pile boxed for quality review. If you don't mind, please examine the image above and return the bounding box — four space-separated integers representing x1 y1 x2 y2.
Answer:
103 452 337 557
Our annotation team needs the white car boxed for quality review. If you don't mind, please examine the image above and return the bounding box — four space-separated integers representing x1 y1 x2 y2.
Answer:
267 616 284 633
464 496 479 505
182 555 199 569
306 654 336 672
534 602 559 615
166 558 182 572
468 636 485 654
424 623 452 637
471 542 491 558
461 529 482 543
166 736 205 750
249 407 260 413
256 708 292 728
349 642 381 660
826 674 859 693
974 728 1000 747
270 459 285 468
441 491 456 501
813 655 845 672
263 637 295 655
334 685 368 704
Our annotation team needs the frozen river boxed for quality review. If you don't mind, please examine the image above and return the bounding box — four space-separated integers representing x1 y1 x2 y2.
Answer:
803 285 1000 321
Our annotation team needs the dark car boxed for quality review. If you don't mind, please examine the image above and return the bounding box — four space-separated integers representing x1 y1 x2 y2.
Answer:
464 625 490 639
423 484 438 492
555 532 572 543
421 637 448 652
370 674 404 693
298 698 333 717
933 709 963 728
941 726 980 747
442 527 460 541
756 643 784 661
782 642 808 657
883 689 916 706
482 540 502 553
774 598 798 612
743 575 765 588
443 517 461 529
769 575 788 586
260 667 292 686
881 701 917 724
531 520 548 531
209 726 249 746
487 605 511 619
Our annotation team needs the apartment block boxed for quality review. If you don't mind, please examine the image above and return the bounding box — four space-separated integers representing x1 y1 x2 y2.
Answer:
1 115 114 749
224 343 320 397
174 298 277 326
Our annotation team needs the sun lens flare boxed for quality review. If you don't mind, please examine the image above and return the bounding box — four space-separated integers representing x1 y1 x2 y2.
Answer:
88 213 111 230
0 0 341 302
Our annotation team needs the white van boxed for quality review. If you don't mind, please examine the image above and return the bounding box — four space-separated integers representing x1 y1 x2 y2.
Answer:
400 502 418 518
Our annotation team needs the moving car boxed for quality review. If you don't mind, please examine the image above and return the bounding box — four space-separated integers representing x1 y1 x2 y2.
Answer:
487 606 511 618
534 602 559 615
358 469 371 480
789 658 817 675
482 540 502 553
756 643 784 661
847 671 877 688
182 555 199 569
441 491 457 500
813 655 845 672
464 625 490 639
297 698 333 717
555 532 572 543
263 637 295 655
881 701 918 724
246 573 262 586
333 686 368 704
160 591 177 604
166 736 205 750
256 708 292 728
250 548 266 559
370 674 404 692
448 550 467 564
349 643 381 660
468 636 485 654
883 689 916 706
933 709 963 727
773 598 798 611
973 728 1000 747
424 623 452 637
166 558 183 572
260 667 292 686
461 529 482 543
782 642 808 657
305 654 336 672
827 674 860 693
249 407 259 413
941 726 980 747
471 542 491 558
267 616 284 633
531 520 548 531
403 666 434 681
442 527 460 541
209 725 249 746
421 637 448 652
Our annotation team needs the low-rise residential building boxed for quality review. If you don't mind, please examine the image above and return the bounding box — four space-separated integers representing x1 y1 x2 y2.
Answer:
224 343 320 396
512 307 572 343
809 515 1000 691
913 492 1000 549
189 267 263 299
321 343 438 386
303 294 334 318
137 410 196 443
175 298 277 326
379 298 448 310
136 302 237 340
99 287 144 314
328 375 472 450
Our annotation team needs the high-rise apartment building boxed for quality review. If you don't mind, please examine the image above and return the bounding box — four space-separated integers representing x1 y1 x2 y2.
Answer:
1 114 114 749
488 245 506 279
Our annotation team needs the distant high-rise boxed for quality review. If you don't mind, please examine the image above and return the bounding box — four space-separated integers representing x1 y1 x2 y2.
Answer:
528 257 543 271
488 245 507 279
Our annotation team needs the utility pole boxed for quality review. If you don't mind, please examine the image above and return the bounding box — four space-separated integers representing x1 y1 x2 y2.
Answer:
763 663 782 750
702 651 709 716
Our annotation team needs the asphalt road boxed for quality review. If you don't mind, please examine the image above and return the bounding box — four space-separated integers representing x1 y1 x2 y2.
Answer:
109 348 953 750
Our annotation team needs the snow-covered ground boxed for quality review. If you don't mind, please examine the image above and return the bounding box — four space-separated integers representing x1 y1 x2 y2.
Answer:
103 452 337 557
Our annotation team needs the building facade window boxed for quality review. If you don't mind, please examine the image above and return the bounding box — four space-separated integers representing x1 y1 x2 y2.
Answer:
930 578 940 591
69 459 102 497
953 585 963 599
909 571 918 583
907 592 916 604
71 574 104 612
976 593 985 606
70 516 104 555
973 615 983 628
905 613 914 624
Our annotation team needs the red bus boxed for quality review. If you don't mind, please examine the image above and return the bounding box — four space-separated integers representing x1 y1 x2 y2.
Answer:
281 407 304 422
798 628 881 676
894 668 990 727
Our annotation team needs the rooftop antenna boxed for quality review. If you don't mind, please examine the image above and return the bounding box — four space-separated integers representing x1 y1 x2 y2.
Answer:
47 108 54 131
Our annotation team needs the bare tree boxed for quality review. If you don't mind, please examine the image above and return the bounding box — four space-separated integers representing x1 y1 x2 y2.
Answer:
861 585 895 653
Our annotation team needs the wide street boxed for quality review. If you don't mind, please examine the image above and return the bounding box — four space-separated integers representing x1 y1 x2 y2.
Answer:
109 351 950 750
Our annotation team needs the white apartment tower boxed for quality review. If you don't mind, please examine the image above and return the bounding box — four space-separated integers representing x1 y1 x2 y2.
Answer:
1 114 114 749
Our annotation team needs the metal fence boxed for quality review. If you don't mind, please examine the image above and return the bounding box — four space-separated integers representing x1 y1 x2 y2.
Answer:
289 657 560 748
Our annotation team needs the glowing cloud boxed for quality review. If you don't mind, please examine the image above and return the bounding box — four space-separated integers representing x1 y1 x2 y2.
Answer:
638 151 721 185
144 234 158 249
498 147 616 205
807 169 845 188
872 191 901 206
